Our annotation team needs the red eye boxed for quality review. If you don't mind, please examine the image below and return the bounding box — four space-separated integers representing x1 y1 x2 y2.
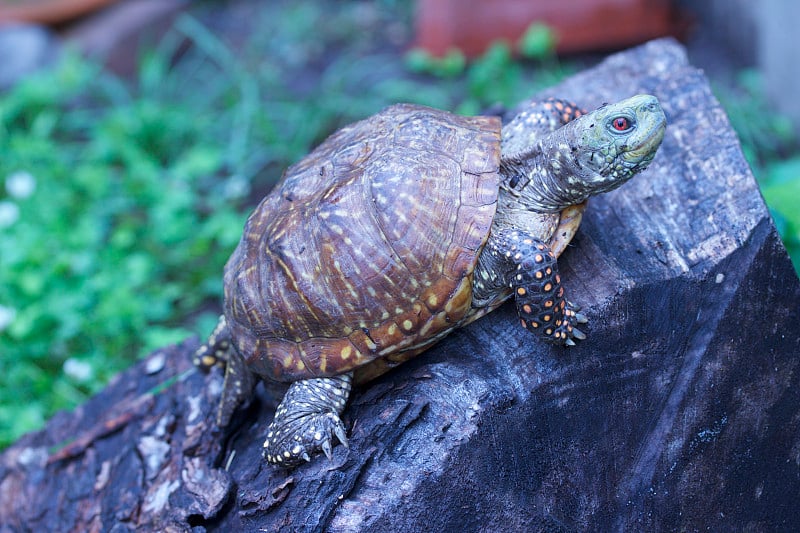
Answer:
612 117 630 131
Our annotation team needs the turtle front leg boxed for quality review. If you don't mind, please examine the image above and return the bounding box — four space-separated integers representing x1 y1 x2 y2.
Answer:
263 372 352 467
483 229 588 345
193 315 257 426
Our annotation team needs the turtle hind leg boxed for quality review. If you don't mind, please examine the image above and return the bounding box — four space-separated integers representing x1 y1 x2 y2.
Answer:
193 315 232 371
216 344 258 427
194 315 257 426
263 372 352 467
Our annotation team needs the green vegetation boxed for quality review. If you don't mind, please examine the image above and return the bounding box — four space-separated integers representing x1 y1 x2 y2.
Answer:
0 49 247 443
715 69 800 268
1 1 797 448
404 22 568 115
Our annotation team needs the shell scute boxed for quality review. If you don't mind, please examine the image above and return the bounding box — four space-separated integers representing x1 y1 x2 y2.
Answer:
224 104 501 381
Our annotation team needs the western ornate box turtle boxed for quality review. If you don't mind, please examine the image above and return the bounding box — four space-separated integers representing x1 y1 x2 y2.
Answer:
195 94 666 466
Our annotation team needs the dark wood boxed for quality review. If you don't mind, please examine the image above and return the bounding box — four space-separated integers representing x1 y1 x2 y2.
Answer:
2 38 799 532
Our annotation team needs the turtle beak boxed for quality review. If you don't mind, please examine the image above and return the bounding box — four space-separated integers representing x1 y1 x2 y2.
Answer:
622 95 666 166
626 121 665 164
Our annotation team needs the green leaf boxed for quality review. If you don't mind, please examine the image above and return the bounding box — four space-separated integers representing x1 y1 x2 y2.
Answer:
518 22 557 60
761 171 800 233
404 47 435 73
765 156 800 186
173 145 224 179
404 47 466 78
141 326 194 356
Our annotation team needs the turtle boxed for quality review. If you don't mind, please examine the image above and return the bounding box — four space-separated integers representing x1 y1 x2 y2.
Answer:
194 94 666 467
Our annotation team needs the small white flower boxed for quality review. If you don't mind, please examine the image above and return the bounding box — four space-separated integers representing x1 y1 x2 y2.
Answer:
5 171 36 199
0 201 19 228
0 305 15 332
222 175 249 199
63 358 94 382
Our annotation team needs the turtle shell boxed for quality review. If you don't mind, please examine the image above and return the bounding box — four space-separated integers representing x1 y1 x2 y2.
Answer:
223 104 501 383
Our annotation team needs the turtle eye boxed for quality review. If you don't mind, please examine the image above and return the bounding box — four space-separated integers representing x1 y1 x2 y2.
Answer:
611 116 631 131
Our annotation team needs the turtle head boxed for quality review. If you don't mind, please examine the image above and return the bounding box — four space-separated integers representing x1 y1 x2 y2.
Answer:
571 94 666 195
501 94 666 212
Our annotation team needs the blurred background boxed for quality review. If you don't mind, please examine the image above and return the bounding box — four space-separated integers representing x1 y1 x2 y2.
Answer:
0 0 797 448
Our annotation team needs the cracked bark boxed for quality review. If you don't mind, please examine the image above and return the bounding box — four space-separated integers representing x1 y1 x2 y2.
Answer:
2 38 799 532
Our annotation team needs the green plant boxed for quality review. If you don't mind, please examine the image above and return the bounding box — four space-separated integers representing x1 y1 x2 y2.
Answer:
761 159 800 269
517 22 558 60
715 69 800 272
405 48 468 78
0 50 253 446
404 22 572 116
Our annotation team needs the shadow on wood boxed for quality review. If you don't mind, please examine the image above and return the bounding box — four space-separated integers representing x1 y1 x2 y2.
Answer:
2 38 799 532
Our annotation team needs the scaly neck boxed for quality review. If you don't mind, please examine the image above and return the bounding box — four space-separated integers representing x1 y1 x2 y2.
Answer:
499 124 592 213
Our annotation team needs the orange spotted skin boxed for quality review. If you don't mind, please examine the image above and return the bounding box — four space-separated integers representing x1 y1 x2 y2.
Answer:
548 99 585 125
500 98 585 159
224 104 502 383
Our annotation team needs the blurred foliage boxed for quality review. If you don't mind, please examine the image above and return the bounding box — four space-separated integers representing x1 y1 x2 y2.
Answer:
404 22 569 115
715 69 800 270
0 50 248 443
0 1 570 448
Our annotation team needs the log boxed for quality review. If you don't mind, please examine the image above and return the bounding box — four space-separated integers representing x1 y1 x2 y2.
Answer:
2 38 799 532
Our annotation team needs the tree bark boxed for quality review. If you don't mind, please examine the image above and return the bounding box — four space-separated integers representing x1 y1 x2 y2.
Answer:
2 38 799 532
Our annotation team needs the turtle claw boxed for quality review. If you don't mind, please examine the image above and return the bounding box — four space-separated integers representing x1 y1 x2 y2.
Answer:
564 301 588 323
334 424 349 449
263 410 349 467
262 374 353 467
563 301 588 344
322 438 333 460
571 327 587 340
316 411 348 461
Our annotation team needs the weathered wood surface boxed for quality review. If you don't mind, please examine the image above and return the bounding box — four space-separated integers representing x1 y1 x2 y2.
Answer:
2 38 799 532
